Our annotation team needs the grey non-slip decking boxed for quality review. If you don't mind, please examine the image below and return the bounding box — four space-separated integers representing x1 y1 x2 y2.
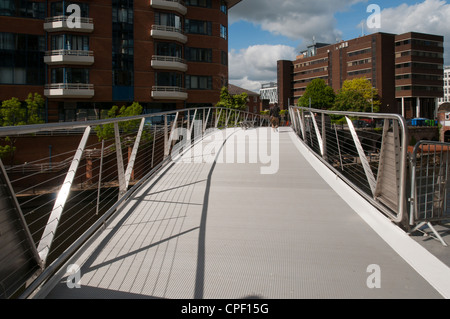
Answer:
44 127 446 299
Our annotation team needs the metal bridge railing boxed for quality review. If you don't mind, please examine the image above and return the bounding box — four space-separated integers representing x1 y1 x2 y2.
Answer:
0 107 267 299
409 141 450 246
289 106 409 225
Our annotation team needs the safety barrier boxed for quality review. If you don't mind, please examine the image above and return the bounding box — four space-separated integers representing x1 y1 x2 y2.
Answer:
0 107 267 298
409 141 450 246
289 106 408 224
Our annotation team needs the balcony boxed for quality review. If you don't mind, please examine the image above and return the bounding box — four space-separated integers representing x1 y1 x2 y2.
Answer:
150 0 187 15
151 56 188 72
44 50 94 66
44 16 94 33
44 83 94 98
152 86 188 100
151 25 187 44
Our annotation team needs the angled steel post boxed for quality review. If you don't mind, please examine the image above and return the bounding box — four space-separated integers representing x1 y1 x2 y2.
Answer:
215 108 223 128
346 116 377 196
124 118 146 189
115 122 126 198
37 126 91 264
310 112 324 157
203 108 211 133
96 139 105 216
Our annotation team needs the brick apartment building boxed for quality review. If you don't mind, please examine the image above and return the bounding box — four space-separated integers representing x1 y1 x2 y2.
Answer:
228 83 261 114
0 0 241 123
278 32 444 119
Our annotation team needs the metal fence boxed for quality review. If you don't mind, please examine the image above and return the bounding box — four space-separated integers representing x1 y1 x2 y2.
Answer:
289 106 408 224
0 107 267 299
409 141 450 246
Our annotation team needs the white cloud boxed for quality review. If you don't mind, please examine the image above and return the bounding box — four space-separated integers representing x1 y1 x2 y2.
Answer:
230 0 365 44
377 0 450 63
228 0 366 91
228 44 297 92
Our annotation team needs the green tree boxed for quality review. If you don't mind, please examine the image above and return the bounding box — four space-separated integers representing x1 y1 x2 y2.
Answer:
25 93 45 124
298 79 335 109
0 97 26 127
95 102 146 141
216 86 248 110
333 77 380 113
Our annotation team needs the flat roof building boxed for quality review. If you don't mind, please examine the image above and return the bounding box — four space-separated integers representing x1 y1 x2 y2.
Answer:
438 66 450 105
278 32 444 119
260 82 278 105
0 0 241 122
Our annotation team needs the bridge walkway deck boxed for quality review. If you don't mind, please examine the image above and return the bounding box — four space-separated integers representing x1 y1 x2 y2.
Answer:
43 127 446 299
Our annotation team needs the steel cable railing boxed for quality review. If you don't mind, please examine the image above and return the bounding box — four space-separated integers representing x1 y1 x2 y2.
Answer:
289 106 408 225
0 107 267 299
409 141 450 246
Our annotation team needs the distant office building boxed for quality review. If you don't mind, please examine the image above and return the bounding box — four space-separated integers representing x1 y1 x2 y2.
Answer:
0 0 241 123
260 82 278 105
438 66 450 105
278 32 444 119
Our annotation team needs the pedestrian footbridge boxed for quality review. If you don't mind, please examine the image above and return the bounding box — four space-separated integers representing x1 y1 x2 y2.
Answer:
0 107 449 299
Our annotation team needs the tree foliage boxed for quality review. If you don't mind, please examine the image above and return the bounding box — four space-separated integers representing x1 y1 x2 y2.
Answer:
297 79 335 109
0 93 45 162
216 86 248 110
95 102 147 142
0 97 26 127
332 77 380 113
25 93 45 125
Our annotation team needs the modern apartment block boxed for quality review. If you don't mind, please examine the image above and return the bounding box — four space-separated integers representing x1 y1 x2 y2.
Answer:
259 82 278 105
0 0 241 123
438 66 450 105
278 32 444 119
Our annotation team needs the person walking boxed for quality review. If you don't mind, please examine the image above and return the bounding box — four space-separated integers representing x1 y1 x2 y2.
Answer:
270 103 281 132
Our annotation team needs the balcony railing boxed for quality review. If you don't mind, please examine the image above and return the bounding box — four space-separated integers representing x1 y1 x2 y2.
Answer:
152 86 188 100
150 25 187 44
44 50 94 65
151 55 188 72
44 83 95 98
44 16 94 33
150 0 187 15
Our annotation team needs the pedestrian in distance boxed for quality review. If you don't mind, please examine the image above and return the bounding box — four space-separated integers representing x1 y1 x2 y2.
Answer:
270 103 281 132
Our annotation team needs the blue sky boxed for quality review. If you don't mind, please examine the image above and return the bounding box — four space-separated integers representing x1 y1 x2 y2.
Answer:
228 0 450 92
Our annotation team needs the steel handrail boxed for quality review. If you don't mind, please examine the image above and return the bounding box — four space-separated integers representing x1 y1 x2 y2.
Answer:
10 106 266 298
289 105 409 224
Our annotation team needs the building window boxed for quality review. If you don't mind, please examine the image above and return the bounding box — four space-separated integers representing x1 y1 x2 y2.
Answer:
51 34 89 51
155 12 182 29
0 0 45 19
185 47 212 62
156 72 183 87
51 1 89 17
51 68 90 83
185 0 212 8
221 51 228 66
220 0 227 14
156 42 182 58
185 19 212 35
220 25 227 40
0 32 45 85
186 75 212 90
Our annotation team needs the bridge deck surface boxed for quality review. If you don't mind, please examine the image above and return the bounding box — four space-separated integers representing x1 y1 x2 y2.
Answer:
45 127 445 299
